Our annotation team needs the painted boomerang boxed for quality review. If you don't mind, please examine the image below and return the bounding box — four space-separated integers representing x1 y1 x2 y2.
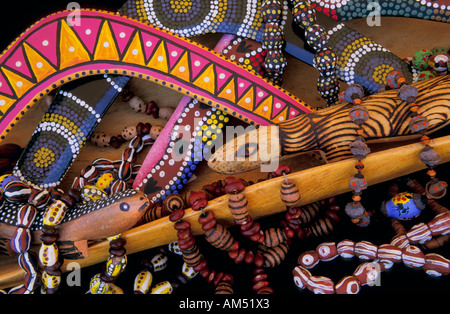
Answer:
208 74 450 174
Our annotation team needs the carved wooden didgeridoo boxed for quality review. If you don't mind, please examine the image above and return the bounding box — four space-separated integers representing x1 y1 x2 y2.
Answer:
208 74 450 174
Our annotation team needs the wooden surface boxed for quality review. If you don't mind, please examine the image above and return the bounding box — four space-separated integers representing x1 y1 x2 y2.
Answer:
0 15 450 290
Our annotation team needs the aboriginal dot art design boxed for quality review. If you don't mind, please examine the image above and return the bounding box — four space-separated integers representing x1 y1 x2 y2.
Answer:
13 75 129 189
310 0 450 23
0 9 313 143
327 24 413 94
119 0 265 40
0 189 139 232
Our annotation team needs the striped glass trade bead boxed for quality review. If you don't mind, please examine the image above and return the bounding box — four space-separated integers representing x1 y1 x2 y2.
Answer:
133 269 153 294
39 242 59 267
18 251 39 275
117 160 132 181
3 180 31 203
150 281 173 294
28 188 50 209
41 270 61 290
16 204 37 228
11 227 31 254
80 165 98 182
43 200 67 227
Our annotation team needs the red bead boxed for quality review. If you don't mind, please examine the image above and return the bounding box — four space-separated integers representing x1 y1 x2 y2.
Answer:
229 241 240 252
224 177 241 185
271 164 291 177
141 123 151 136
228 250 239 260
234 248 246 264
224 181 246 194
284 227 295 238
198 210 215 225
188 191 208 207
257 286 274 294
245 251 255 264
207 269 216 283
201 218 217 231
200 267 210 278
254 253 264 268
239 217 254 230
169 209 185 222
241 222 260 237
252 280 270 291
213 272 224 286
174 220 191 230
253 273 268 283
193 259 208 272
222 273 234 285
177 229 191 240
178 238 196 250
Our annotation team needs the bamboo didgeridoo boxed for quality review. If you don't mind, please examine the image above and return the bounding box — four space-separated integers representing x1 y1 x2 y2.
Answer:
1 134 450 290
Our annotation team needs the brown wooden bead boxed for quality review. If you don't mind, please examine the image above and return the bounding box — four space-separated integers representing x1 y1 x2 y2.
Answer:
234 248 246 264
215 281 233 294
163 193 185 213
280 180 301 207
169 208 185 222
262 228 287 247
181 244 203 267
260 242 289 268
228 193 249 224
198 210 215 225
174 220 191 231
205 223 235 251
252 280 270 291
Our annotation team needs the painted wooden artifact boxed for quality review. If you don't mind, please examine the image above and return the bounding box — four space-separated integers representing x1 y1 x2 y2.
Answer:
208 74 450 174
120 0 413 93
0 189 148 258
13 75 130 189
309 0 450 23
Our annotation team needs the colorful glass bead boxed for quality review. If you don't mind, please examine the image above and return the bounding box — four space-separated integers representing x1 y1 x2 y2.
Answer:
106 283 123 294
151 253 168 272
0 173 19 189
419 146 441 167
397 85 419 103
92 158 115 171
406 223 432 244
16 204 37 228
348 176 368 194
380 192 426 220
81 185 107 202
386 70 405 89
307 275 335 294
313 48 337 74
377 244 402 269
305 24 327 51
110 180 128 194
150 281 173 294
401 245 425 268
316 242 338 262
106 254 127 277
417 70 436 81
133 269 153 294
349 105 369 126
42 271 61 289
337 240 356 258
262 23 285 50
425 180 448 199
181 262 198 280
42 200 67 227
427 211 450 236
335 276 361 294
95 172 115 193
89 273 110 294
28 189 50 209
353 262 381 286
291 0 316 28
411 49 432 71
118 160 132 181
18 251 38 275
354 241 378 260
24 273 39 292
423 253 450 277
168 241 182 255
80 165 98 182
11 227 31 254
349 138 370 160
39 242 59 267
292 265 312 289
297 250 320 269
409 115 429 133
3 181 31 203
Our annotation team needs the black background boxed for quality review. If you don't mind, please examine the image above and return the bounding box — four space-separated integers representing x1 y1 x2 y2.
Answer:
0 0 449 301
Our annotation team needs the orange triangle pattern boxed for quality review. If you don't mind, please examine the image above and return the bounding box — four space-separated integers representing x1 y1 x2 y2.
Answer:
169 51 190 82
121 32 146 66
147 41 169 73
59 20 91 69
193 64 215 95
94 21 120 61
1 67 35 98
23 43 56 82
